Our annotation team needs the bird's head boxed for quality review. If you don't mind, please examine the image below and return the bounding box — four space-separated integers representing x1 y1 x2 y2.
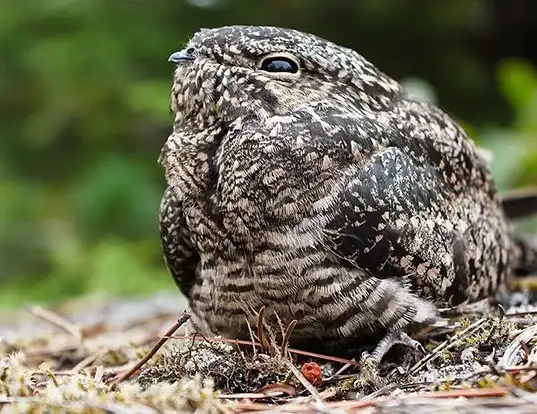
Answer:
168 25 402 128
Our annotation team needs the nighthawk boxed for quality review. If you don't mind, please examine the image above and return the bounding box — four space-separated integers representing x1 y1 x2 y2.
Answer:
158 25 537 360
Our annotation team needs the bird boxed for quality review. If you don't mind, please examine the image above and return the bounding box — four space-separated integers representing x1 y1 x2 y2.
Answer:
158 25 537 361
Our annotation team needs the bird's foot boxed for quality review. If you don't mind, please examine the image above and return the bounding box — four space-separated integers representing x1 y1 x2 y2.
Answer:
354 331 423 390
370 330 424 364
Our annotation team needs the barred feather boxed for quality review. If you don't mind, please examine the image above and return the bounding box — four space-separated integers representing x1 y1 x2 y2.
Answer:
158 25 533 349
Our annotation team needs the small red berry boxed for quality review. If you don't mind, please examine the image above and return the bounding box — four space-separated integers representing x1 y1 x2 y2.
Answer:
301 362 323 387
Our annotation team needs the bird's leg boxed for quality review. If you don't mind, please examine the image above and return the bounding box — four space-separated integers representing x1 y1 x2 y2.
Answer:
369 330 424 363
354 331 425 390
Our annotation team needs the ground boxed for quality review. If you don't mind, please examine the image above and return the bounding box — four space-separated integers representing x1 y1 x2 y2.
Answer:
2 284 537 413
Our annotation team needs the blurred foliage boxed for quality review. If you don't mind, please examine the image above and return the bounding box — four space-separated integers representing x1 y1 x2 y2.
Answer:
0 0 536 309
484 60 537 188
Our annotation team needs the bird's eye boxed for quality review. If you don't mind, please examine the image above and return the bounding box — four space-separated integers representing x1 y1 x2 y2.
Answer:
260 56 299 74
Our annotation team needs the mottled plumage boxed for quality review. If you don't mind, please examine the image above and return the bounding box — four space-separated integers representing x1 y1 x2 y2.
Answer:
159 26 537 358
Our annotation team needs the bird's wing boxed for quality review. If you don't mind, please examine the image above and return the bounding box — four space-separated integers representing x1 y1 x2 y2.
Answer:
322 145 481 306
159 186 199 297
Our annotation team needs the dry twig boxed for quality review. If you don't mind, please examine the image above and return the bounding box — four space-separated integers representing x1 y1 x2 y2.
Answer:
109 310 191 388
28 305 83 344
280 320 297 358
409 316 488 375
168 334 361 367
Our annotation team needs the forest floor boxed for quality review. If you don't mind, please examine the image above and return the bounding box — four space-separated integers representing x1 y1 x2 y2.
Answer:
2 284 537 414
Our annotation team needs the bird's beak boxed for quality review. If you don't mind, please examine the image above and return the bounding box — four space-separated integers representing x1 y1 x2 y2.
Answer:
168 49 196 64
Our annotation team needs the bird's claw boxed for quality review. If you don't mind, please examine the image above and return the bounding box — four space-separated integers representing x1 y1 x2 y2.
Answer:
370 330 424 364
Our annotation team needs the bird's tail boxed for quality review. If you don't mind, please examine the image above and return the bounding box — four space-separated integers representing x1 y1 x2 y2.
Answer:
513 235 537 275
501 187 537 274
502 187 537 220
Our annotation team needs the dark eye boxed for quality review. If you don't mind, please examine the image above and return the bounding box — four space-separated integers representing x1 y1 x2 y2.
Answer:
260 56 299 74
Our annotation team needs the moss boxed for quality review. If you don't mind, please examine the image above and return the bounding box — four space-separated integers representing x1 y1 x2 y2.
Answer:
0 352 225 413
0 352 35 397
137 339 291 393
452 316 518 357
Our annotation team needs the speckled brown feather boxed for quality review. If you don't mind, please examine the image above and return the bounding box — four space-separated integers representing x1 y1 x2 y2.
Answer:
158 25 534 351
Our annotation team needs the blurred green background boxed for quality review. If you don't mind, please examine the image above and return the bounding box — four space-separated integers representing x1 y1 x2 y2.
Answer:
1 0 537 309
